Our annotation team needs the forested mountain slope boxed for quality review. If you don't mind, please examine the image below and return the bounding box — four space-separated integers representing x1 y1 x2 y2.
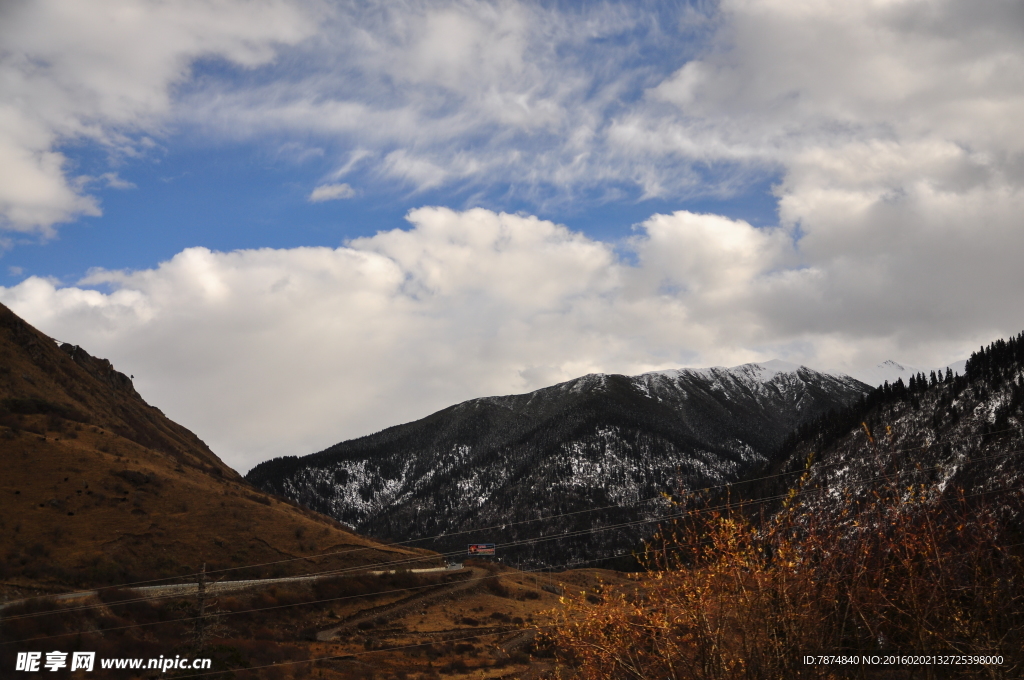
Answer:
248 362 869 566
756 333 1024 521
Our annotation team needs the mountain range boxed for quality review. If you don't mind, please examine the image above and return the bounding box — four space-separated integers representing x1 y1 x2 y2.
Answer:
247 360 871 566
4 295 1019 676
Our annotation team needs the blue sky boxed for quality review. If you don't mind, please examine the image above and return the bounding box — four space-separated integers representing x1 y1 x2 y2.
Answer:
10 133 781 284
2 0 1023 471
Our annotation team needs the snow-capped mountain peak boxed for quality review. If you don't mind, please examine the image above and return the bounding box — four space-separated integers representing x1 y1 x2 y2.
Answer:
849 359 967 389
248 359 870 566
724 359 804 382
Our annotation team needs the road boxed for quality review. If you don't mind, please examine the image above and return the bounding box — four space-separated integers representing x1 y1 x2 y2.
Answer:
0 564 463 611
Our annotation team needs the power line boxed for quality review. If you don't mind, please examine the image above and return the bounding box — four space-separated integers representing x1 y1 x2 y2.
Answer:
173 623 551 679
0 548 636 646
21 478 1024 678
4 473 1022 639
5 445 1023 623
12 423 1020 606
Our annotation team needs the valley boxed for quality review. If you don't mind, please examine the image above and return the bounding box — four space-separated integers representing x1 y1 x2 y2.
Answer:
0 303 651 678
2 300 1022 679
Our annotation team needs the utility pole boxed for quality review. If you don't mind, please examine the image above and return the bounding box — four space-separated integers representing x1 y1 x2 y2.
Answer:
190 562 227 653
192 563 208 653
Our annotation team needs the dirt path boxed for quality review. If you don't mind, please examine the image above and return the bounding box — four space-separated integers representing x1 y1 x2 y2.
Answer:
496 628 537 653
316 567 482 641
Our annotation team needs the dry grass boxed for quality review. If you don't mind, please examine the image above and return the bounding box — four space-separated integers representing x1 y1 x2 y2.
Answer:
0 563 617 679
547 485 1024 680
0 303 439 592
0 422 437 590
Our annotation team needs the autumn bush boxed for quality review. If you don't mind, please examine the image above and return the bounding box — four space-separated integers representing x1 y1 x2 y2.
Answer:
548 484 1024 679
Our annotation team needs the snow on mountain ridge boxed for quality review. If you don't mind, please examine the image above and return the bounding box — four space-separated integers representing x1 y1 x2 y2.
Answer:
647 359 811 384
641 357 972 393
848 359 968 389
248 354 872 567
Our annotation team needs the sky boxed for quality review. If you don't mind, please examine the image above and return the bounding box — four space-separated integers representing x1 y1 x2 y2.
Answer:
2 0 1023 472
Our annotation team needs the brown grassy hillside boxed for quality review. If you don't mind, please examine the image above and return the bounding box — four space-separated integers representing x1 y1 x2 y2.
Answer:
0 302 437 595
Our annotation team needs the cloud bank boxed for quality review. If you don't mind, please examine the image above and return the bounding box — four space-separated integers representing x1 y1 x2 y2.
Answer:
2 206 1014 471
0 208 784 469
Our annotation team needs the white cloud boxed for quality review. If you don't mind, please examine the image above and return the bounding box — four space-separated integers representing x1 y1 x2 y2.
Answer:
5 0 1024 222
98 173 136 190
0 207 793 471
0 0 314 234
606 0 1024 361
308 183 355 202
3 203 1018 472
179 1 691 201
166 0 1024 243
